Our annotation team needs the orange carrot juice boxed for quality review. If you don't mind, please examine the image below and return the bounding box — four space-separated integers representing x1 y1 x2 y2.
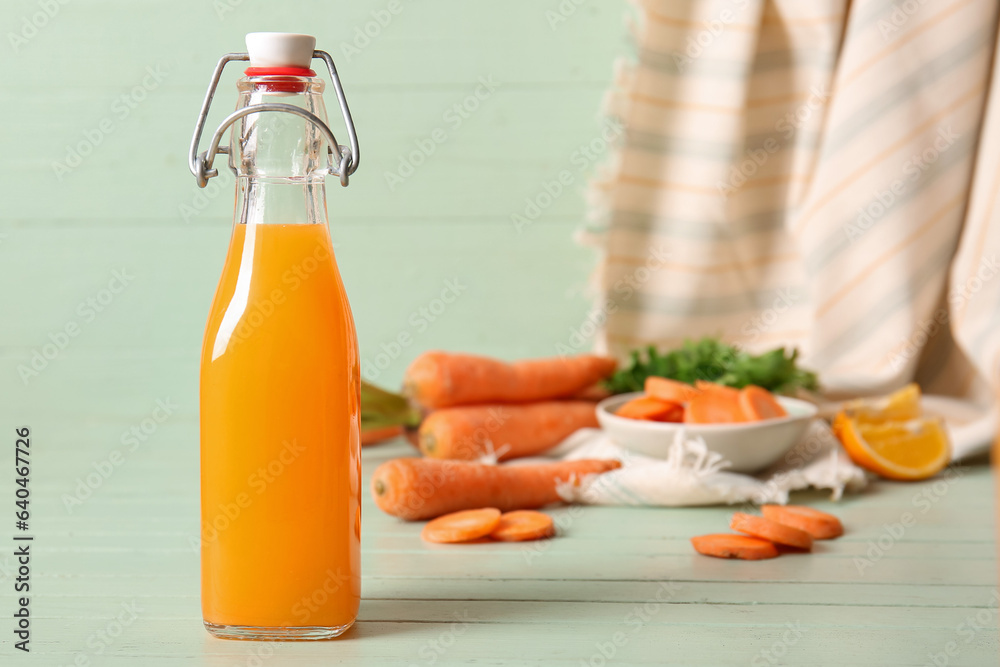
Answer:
200 221 360 635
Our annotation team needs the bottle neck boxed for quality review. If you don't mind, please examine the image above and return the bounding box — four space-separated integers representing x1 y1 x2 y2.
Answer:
235 178 328 226
230 74 332 226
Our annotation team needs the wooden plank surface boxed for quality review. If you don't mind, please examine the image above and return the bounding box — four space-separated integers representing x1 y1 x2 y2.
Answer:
2 428 997 665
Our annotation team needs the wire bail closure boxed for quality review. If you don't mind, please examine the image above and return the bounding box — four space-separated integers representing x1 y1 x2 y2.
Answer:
189 50 360 188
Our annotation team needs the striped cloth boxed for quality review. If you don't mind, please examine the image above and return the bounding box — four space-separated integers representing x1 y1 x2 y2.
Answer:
587 0 1000 445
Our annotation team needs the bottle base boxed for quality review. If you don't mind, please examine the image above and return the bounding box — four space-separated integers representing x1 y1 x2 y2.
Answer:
204 619 355 641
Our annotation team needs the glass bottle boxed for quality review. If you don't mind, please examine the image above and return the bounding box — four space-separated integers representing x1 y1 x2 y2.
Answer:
189 33 361 640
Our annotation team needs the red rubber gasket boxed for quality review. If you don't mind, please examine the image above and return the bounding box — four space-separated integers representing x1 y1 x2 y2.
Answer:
245 66 316 77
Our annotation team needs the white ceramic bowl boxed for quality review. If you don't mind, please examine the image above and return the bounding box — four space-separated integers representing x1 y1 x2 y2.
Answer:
596 392 818 473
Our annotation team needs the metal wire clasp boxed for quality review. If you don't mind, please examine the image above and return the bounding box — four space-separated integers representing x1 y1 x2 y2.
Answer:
188 50 360 188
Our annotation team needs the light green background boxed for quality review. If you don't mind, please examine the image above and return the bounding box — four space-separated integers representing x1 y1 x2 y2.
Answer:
2 7 998 665
0 0 627 421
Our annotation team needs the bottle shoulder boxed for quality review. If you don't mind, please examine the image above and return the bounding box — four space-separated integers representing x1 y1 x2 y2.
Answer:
201 224 355 365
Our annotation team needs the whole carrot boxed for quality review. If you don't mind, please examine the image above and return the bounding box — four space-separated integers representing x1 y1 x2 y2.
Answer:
419 401 599 461
571 383 612 402
361 424 403 446
370 457 621 520
403 351 617 409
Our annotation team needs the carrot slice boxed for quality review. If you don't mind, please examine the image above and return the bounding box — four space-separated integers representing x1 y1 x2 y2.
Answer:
762 505 843 539
490 510 556 542
645 377 701 403
660 404 685 422
730 512 812 550
690 533 780 560
694 380 740 400
684 393 746 424
616 396 683 422
739 385 788 421
421 508 502 544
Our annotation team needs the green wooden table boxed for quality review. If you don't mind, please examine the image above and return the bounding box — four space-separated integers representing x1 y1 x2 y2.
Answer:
7 432 997 666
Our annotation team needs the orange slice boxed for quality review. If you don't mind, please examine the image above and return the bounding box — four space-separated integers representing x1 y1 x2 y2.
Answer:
834 413 950 481
840 383 921 424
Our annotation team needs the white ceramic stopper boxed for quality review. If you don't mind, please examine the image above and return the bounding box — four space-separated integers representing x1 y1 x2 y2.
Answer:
245 32 316 68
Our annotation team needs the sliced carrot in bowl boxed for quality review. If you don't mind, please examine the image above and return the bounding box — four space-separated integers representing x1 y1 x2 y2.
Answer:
645 377 701 403
694 380 740 400
738 385 788 421
616 395 683 422
684 393 746 424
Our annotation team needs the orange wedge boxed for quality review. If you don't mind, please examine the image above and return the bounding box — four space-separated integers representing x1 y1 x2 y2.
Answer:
834 413 950 481
840 383 921 424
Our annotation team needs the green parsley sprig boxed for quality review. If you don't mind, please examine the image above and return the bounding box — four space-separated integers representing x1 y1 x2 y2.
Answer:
604 338 818 396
